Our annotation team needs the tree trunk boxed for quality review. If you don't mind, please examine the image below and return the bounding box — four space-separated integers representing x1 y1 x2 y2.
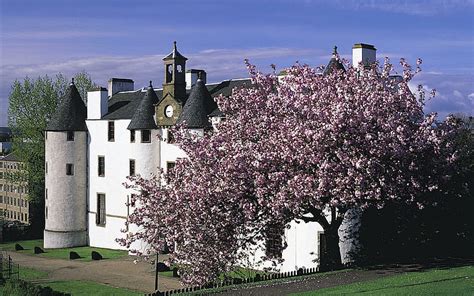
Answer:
320 224 343 271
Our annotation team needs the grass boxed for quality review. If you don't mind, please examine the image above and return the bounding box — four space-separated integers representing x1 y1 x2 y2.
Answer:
41 280 142 296
19 266 48 280
0 239 128 261
291 266 474 295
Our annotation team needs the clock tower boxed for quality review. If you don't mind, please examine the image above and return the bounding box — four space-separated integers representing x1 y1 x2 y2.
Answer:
156 42 187 126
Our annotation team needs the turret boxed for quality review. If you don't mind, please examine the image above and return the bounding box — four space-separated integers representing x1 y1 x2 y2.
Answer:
176 74 218 131
44 79 88 248
323 46 345 75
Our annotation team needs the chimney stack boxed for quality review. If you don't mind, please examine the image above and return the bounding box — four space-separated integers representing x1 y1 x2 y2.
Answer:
108 78 134 97
352 43 376 68
186 69 207 89
87 87 108 119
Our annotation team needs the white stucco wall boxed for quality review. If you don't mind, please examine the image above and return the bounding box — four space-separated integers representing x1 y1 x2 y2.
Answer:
244 219 324 272
86 119 160 249
44 131 88 248
160 129 187 171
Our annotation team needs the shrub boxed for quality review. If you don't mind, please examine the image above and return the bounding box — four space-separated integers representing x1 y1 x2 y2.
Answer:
2 279 70 296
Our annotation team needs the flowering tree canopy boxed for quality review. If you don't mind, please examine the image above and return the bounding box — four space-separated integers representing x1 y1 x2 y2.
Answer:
119 58 458 285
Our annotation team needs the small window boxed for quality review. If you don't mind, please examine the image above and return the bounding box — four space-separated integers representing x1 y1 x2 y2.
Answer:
129 159 135 176
265 223 284 259
0 195 3 203
168 130 175 144
45 206 48 219
98 156 105 177
45 188 48 200
141 130 151 143
130 130 135 143
67 131 75 141
108 121 115 142
45 161 48 174
166 162 175 173
96 194 106 226
66 163 74 176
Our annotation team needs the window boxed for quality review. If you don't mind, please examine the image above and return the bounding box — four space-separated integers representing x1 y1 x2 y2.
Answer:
130 130 135 143
45 206 48 219
129 159 135 176
0 172 3 179
96 194 106 226
265 223 284 259
45 188 48 200
98 156 105 177
108 121 115 141
45 162 48 174
141 130 151 143
66 163 74 176
166 162 175 173
67 131 75 141
167 130 175 144
0 195 2 203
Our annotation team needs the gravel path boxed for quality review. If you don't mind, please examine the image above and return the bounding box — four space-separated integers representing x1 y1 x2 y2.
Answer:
8 251 183 293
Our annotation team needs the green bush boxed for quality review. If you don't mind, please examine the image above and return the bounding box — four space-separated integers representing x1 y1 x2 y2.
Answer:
2 279 70 296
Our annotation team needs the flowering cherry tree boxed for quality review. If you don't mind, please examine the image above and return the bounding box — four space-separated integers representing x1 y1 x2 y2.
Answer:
119 58 458 285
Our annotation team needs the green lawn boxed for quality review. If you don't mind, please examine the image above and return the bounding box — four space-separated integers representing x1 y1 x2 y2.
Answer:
0 239 128 261
19 266 49 280
42 280 142 296
291 266 474 295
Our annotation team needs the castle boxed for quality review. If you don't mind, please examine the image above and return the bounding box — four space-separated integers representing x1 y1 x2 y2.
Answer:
44 42 377 271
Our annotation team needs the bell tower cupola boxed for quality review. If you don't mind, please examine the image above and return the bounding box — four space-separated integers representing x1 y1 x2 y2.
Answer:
162 41 187 103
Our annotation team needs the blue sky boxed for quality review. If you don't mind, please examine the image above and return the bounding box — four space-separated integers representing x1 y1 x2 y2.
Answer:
1 0 473 125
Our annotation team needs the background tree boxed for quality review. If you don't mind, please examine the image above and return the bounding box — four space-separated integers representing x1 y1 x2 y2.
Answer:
120 59 459 285
8 73 96 235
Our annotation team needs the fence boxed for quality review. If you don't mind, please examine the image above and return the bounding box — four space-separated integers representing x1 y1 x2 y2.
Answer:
146 266 321 296
0 251 20 281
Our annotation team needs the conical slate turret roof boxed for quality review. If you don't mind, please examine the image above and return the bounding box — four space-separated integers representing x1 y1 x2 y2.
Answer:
323 46 345 76
163 41 187 61
46 80 87 131
127 81 159 130
177 78 218 128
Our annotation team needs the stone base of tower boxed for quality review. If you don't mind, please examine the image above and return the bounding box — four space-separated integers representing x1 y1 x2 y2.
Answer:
44 229 87 248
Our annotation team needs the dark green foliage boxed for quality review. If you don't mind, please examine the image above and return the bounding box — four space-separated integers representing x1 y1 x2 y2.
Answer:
2 279 71 296
355 116 473 265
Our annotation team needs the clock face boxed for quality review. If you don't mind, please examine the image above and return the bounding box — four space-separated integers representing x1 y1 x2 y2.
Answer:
164 105 174 118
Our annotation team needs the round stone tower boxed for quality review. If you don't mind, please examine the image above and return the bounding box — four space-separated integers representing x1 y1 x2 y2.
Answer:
44 79 88 248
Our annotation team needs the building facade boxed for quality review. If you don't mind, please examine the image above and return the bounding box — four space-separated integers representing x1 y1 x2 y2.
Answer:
0 153 30 224
45 42 377 271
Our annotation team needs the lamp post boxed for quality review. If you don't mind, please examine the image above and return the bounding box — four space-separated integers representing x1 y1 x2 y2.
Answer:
154 252 159 292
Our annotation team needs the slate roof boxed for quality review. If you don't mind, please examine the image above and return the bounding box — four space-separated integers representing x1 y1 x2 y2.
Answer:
127 82 159 130
177 79 218 128
103 78 251 120
46 81 87 131
0 127 12 138
323 46 345 76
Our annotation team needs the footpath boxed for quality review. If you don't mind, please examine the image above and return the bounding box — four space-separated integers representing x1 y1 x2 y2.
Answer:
9 251 183 293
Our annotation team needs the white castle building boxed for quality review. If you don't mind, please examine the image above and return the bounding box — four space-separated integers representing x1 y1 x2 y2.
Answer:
44 42 377 271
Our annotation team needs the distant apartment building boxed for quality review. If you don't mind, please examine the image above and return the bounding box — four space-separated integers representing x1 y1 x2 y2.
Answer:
0 153 29 224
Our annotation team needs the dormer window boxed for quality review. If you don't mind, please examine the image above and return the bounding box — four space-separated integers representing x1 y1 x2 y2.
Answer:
130 130 135 143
